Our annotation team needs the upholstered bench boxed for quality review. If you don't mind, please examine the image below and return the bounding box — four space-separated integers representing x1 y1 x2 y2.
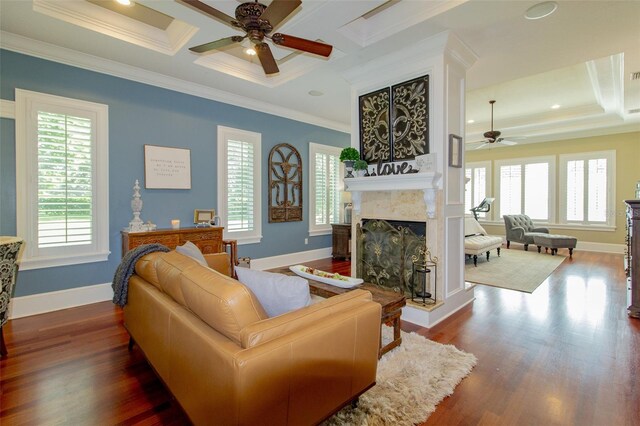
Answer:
464 217 503 267
465 235 503 266
533 234 578 258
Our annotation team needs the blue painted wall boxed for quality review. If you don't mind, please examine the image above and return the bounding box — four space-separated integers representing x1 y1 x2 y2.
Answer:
0 49 349 297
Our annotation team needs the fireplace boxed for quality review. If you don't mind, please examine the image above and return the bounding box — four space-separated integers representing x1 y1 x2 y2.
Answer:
356 219 427 297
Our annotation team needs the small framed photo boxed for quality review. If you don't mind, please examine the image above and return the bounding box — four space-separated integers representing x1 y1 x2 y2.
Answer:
194 209 215 224
448 134 463 168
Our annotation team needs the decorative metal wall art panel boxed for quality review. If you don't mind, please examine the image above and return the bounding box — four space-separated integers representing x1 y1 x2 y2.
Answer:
359 88 391 164
391 75 429 161
268 143 302 223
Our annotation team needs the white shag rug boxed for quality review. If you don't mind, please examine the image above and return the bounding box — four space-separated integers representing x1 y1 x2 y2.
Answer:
324 328 477 426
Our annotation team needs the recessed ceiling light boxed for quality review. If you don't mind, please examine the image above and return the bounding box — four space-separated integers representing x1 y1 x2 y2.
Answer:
524 1 558 20
551 104 561 109
308 90 324 97
467 119 475 124
115 0 132 6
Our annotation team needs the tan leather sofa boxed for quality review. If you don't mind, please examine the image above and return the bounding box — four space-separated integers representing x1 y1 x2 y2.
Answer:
124 250 381 425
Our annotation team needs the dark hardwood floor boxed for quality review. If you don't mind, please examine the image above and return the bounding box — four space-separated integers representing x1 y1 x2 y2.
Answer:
1 249 638 425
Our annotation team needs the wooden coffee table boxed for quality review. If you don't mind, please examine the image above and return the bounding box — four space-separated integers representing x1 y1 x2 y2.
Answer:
271 267 406 358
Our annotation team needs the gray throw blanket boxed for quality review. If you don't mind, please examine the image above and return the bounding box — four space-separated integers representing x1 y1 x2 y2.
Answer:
112 243 170 307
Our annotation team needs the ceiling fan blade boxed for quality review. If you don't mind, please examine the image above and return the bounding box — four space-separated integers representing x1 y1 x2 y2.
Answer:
475 143 490 150
500 140 518 146
178 0 237 28
189 36 244 53
255 43 279 75
272 33 332 57
260 0 301 28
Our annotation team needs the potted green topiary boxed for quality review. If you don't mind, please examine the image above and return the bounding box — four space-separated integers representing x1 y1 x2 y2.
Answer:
339 147 360 178
353 159 369 177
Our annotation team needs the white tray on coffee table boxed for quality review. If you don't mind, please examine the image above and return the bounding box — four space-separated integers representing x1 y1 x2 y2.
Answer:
289 265 363 289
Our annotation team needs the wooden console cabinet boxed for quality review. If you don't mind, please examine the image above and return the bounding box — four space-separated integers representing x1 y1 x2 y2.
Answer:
331 223 351 260
625 200 640 318
121 227 224 256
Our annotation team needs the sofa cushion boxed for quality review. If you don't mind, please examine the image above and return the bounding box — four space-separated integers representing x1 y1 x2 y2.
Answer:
176 241 207 266
180 265 268 345
134 251 165 291
235 268 311 317
155 251 202 306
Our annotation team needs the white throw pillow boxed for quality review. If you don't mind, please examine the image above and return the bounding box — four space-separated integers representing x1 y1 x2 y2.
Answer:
175 241 207 266
235 268 311 317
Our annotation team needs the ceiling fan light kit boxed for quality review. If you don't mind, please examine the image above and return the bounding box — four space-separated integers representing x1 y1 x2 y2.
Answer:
180 0 333 76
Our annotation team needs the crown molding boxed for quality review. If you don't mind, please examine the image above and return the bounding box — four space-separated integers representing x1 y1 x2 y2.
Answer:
338 0 470 48
33 0 197 56
0 31 350 133
586 53 624 117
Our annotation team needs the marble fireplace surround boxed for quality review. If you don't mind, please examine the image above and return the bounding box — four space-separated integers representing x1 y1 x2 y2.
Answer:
345 170 443 301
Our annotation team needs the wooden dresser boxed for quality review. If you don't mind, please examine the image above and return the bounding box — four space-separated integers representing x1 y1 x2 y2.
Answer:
121 227 224 256
625 200 640 318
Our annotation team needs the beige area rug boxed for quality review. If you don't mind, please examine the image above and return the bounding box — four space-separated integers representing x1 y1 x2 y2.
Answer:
465 248 566 293
324 327 476 426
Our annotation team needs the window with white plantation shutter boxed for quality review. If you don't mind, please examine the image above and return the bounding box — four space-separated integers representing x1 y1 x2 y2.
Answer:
16 89 109 270
217 126 262 244
464 161 491 219
559 151 615 227
309 143 342 235
495 156 555 222
37 112 93 248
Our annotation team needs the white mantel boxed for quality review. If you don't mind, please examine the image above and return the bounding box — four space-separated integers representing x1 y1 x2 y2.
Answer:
344 172 442 218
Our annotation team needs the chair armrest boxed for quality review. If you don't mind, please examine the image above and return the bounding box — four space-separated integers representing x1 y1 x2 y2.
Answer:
240 289 376 348
233 294 381 425
222 239 238 277
203 253 232 277
531 227 549 233
509 226 525 240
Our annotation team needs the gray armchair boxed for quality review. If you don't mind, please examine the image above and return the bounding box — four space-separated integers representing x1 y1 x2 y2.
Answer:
503 215 549 250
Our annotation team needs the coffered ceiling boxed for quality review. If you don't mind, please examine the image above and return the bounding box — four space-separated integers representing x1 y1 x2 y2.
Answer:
1 0 639 147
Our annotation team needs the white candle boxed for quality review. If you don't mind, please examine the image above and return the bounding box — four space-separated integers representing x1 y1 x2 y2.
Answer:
171 219 180 229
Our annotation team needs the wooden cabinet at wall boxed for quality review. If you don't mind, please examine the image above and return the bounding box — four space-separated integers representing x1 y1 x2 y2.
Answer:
625 200 640 318
121 227 224 257
332 223 351 260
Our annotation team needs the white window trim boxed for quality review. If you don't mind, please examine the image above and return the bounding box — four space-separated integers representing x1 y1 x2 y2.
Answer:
465 160 492 220
308 142 343 236
15 89 110 270
558 150 616 227
216 125 262 245
494 155 556 223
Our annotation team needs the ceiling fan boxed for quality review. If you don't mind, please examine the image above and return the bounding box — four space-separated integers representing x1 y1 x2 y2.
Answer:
474 100 518 149
179 0 333 75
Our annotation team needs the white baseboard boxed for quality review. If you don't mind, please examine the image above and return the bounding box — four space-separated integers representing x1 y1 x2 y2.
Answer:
251 248 333 271
575 241 625 254
8 282 113 320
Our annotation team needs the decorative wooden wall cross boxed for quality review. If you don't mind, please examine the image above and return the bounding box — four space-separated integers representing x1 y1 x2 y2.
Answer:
268 143 303 223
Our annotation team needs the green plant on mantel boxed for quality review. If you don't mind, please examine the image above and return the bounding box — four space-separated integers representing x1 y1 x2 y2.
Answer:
339 147 360 162
353 159 368 171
